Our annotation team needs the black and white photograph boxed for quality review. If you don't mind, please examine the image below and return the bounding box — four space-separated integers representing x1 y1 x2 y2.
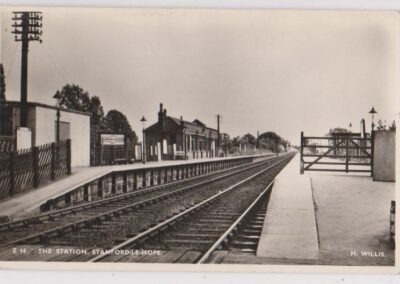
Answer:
0 7 397 270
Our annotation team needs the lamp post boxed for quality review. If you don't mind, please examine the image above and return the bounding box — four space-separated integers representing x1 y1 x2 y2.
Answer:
53 93 61 143
140 116 147 164
369 107 377 133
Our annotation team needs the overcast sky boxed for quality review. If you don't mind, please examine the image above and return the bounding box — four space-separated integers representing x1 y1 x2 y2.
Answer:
1 8 399 143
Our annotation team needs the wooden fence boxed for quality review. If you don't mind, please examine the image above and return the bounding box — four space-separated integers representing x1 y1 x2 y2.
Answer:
0 139 71 199
0 136 15 152
300 132 372 174
93 145 136 166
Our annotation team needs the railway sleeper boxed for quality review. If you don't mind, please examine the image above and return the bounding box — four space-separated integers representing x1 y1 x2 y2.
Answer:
187 223 230 229
202 216 237 221
186 228 226 233
249 220 265 225
252 217 266 222
241 229 262 234
26 223 59 229
170 233 220 240
88 225 110 230
195 220 234 226
99 221 121 225
230 240 258 248
163 239 214 245
206 212 240 217
236 235 260 241
229 247 256 253
244 224 263 230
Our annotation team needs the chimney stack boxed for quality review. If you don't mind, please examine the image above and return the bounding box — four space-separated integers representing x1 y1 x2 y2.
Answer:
158 103 164 128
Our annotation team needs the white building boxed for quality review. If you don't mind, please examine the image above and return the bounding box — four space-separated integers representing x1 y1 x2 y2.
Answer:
0 101 90 167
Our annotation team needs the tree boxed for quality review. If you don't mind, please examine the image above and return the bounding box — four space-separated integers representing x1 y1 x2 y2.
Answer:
241 133 256 147
89 96 105 127
54 84 107 164
376 120 387 131
231 136 241 147
55 84 91 112
326 127 350 136
54 84 139 164
54 84 106 133
104 110 138 144
0 64 6 102
376 120 396 131
389 120 396 131
258 131 285 152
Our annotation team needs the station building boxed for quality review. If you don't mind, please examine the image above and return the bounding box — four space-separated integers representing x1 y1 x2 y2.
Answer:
0 101 91 167
144 104 219 161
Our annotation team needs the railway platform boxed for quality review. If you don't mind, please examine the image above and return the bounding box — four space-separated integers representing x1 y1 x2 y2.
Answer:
256 153 319 260
0 154 273 221
217 153 394 265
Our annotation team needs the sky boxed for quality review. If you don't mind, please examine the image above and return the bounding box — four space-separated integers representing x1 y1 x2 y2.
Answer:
1 8 399 144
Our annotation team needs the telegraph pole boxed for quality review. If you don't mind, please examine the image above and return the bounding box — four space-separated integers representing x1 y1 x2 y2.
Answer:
216 114 221 148
12 11 43 127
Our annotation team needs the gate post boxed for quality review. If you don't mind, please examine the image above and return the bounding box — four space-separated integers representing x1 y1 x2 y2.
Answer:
371 131 375 178
111 172 116 194
9 151 15 196
33 146 39 188
300 131 304 174
51 142 56 180
66 139 72 175
122 172 128 193
345 138 349 173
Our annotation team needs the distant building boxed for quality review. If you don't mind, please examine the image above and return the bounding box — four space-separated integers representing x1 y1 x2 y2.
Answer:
0 101 91 167
144 103 219 160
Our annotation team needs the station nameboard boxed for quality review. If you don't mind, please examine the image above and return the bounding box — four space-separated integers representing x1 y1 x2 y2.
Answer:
100 134 125 146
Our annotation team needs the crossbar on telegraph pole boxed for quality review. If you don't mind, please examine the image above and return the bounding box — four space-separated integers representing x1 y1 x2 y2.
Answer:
12 11 43 127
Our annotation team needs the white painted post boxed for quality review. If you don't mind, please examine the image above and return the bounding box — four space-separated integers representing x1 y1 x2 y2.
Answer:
157 142 162 162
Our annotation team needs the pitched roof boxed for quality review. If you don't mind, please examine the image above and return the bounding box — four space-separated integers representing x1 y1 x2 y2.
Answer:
193 119 206 127
168 116 217 132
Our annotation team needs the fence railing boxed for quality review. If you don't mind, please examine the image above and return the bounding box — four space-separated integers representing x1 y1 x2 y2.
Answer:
300 132 372 174
93 145 136 166
0 136 15 152
0 139 71 199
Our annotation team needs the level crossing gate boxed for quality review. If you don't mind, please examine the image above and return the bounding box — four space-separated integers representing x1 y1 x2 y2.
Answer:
300 132 373 175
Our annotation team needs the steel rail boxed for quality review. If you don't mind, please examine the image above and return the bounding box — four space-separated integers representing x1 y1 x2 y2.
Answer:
0 156 275 232
196 180 274 264
87 156 290 263
0 156 280 249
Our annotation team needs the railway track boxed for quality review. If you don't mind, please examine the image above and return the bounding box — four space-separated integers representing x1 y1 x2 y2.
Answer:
0 154 290 261
89 152 295 263
0 156 277 245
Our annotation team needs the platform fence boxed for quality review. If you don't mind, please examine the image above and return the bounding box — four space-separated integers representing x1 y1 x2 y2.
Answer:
0 136 15 152
0 139 71 199
300 131 372 174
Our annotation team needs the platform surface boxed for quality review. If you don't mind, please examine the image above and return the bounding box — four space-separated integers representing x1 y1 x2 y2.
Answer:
256 153 319 260
311 172 395 265
254 154 394 266
0 154 272 220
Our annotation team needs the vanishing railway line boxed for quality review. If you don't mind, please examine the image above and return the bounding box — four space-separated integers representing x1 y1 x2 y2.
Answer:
0 154 293 262
91 154 293 264
0 156 277 245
